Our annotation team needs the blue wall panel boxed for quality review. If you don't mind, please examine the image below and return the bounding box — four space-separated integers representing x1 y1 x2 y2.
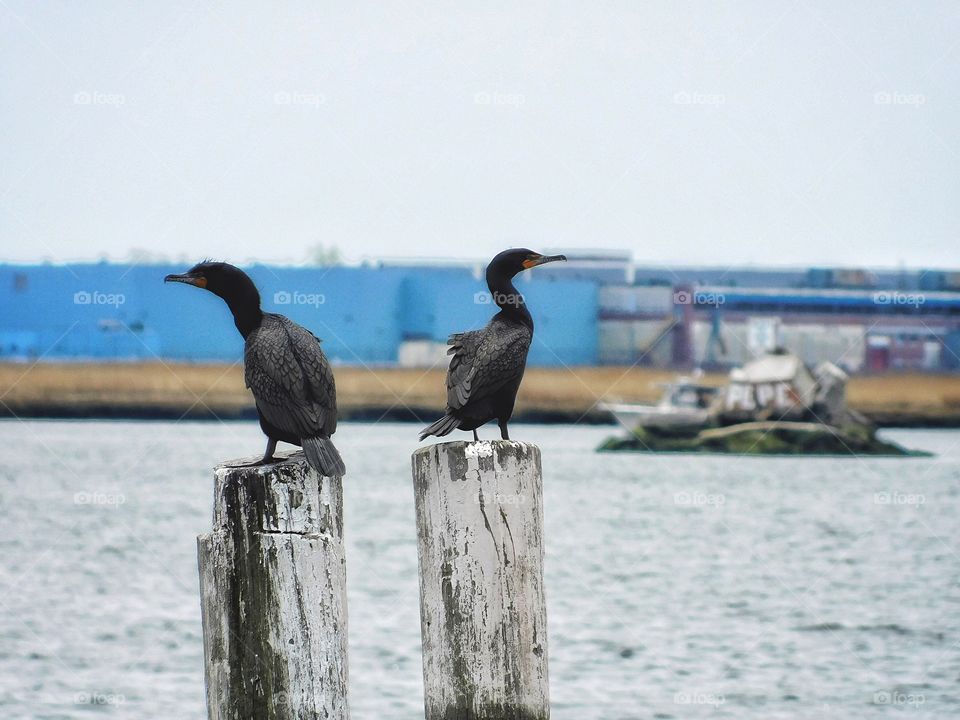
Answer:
0 263 599 366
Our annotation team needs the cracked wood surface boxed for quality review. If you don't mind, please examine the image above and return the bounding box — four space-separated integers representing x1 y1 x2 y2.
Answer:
198 452 349 720
412 441 549 720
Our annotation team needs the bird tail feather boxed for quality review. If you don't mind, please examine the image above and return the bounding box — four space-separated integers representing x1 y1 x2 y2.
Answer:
419 413 460 441
302 436 346 477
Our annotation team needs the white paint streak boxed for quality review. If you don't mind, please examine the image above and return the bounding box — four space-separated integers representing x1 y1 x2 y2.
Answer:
464 440 495 458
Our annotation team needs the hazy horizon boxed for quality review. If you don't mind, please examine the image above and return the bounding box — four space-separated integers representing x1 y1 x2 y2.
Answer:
0 252 957 274
3 2 958 269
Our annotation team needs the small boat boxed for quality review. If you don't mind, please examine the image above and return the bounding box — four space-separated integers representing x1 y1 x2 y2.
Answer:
600 378 719 431
598 351 929 456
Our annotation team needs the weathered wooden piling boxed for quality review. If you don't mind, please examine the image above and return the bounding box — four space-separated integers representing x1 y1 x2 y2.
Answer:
197 453 348 720
412 440 549 720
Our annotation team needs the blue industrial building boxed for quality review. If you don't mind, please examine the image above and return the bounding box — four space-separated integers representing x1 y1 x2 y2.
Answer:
0 263 599 366
3 258 960 372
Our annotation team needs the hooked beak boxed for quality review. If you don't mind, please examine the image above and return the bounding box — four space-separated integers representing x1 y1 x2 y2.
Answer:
164 272 207 289
522 253 567 270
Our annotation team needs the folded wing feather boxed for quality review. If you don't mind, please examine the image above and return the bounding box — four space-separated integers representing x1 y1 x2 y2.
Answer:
445 322 531 411
244 314 338 439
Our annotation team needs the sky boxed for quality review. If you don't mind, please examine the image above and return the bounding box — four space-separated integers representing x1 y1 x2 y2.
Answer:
1 1 958 269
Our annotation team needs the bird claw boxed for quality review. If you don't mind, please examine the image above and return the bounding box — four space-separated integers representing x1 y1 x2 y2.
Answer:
236 456 277 467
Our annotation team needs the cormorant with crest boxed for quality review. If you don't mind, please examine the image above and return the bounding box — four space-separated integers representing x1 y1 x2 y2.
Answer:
419 249 566 442
165 261 346 476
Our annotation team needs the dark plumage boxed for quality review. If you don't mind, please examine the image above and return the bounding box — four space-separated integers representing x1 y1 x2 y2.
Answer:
165 261 345 476
419 249 566 442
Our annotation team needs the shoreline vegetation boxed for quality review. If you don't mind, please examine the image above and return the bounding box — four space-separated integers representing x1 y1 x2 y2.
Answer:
1 362 959 427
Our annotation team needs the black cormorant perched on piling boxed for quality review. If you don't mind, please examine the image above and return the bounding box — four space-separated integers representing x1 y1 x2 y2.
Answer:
165 262 346 477
419 249 566 442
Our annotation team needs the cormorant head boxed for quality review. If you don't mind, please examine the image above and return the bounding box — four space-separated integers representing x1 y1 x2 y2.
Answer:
487 249 567 280
165 261 261 310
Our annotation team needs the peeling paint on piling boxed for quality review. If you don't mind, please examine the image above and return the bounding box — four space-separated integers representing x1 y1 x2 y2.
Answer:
413 440 550 720
198 452 349 719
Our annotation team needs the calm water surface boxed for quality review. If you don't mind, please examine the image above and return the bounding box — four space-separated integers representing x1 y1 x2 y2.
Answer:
0 420 957 719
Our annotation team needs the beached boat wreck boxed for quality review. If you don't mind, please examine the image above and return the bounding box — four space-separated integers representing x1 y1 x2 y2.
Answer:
599 378 718 431
599 349 929 456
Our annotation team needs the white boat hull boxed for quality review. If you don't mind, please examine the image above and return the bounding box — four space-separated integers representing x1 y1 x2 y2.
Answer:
601 402 710 431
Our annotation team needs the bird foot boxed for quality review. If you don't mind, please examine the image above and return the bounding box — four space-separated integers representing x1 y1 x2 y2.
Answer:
238 455 277 467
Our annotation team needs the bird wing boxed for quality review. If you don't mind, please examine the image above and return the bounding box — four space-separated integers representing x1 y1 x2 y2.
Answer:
244 314 338 438
445 323 531 410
